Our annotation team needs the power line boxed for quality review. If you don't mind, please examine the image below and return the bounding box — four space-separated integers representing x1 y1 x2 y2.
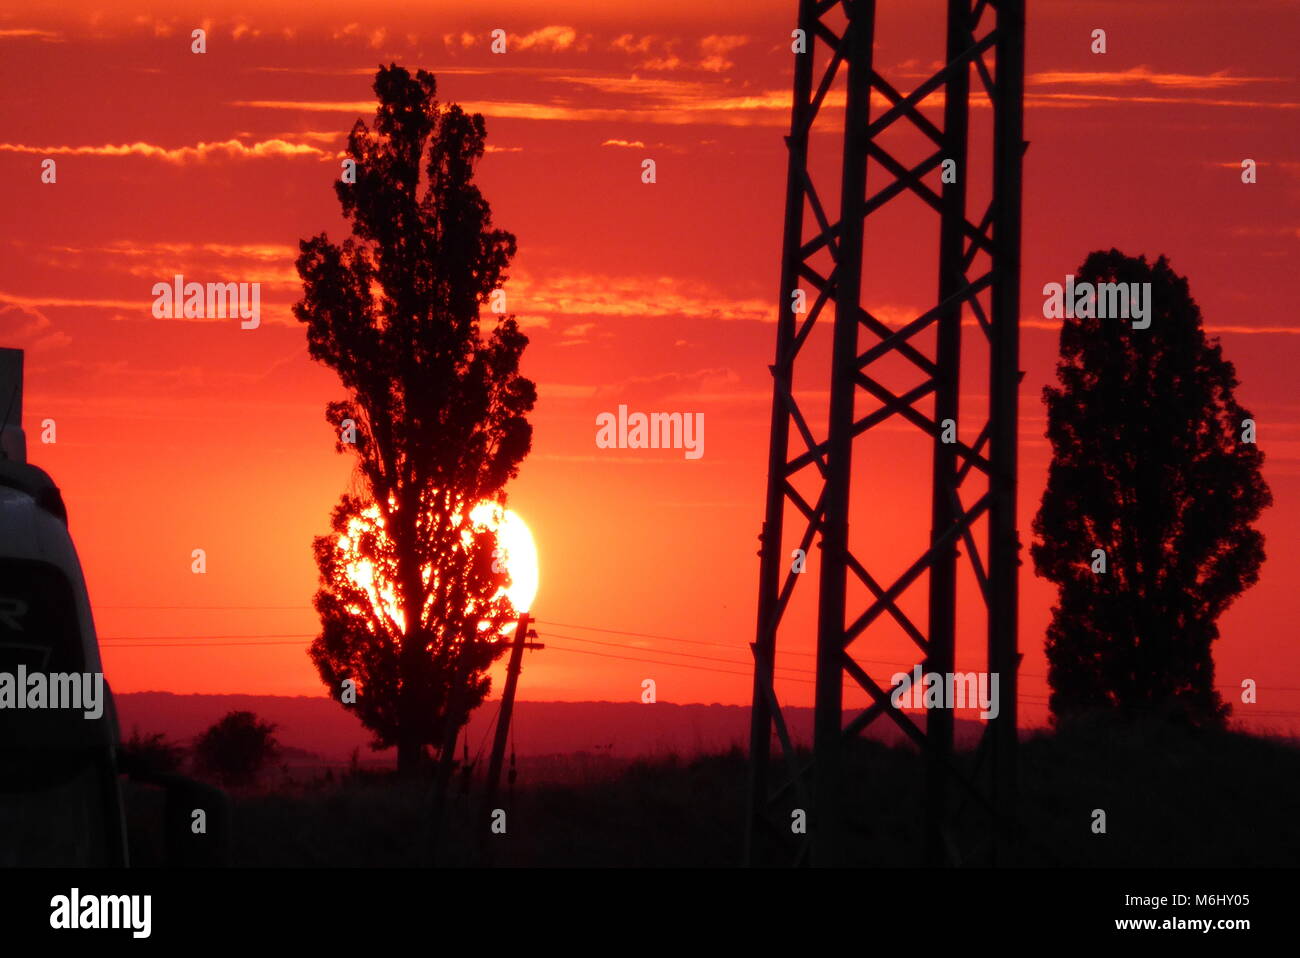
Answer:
90 636 1300 716
535 629 816 674
102 641 308 648
90 610 1300 693
98 605 305 610
89 617 1300 713
539 619 1042 676
539 641 816 684
92 628 1300 696
536 617 805 655
100 633 315 641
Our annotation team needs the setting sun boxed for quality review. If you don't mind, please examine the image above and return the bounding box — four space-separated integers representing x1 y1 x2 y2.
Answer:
337 500 539 629
471 503 539 615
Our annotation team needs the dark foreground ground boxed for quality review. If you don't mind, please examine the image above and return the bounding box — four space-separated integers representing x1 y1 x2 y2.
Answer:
124 716 1300 867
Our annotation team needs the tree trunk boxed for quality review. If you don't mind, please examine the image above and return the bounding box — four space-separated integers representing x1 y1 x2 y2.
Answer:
395 634 420 777
397 735 422 777
428 652 469 862
394 507 427 779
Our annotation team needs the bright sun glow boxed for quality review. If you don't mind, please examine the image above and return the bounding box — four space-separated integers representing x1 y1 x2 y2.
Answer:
469 502 539 614
338 500 539 632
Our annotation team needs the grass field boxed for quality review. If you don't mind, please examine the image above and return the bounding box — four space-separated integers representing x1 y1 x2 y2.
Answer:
122 715 1300 867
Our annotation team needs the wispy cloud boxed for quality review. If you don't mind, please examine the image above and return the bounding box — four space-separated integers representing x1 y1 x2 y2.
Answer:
227 66 1299 133
1025 91 1300 110
0 28 62 41
442 31 477 49
0 291 149 311
0 303 71 350
230 100 375 113
0 138 331 162
1204 325 1300 335
593 367 741 403
611 34 657 54
698 34 748 72
515 25 581 52
1012 313 1300 335
511 272 770 323
0 288 298 326
232 88 804 126
18 240 297 262
1029 67 1282 90
1228 224 1300 238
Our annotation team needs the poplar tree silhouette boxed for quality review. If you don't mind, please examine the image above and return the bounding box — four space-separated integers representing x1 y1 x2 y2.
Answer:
1032 250 1270 729
295 65 535 775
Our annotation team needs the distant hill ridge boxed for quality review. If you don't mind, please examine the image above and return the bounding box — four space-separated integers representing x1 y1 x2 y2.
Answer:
114 691 998 763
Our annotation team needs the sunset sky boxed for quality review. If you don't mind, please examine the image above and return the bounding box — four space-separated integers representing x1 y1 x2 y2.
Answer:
3 0 1298 736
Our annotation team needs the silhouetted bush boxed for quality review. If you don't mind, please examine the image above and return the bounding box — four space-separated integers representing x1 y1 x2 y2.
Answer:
192 711 281 787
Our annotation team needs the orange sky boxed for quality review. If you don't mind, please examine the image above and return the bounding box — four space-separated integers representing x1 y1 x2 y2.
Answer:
3 0 1298 735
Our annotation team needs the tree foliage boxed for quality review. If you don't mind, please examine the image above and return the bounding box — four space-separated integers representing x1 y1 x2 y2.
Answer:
193 711 280 787
1032 250 1271 729
294 65 535 772
119 727 186 777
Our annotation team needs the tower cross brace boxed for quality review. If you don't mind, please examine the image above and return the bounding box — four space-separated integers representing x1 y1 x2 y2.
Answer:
746 0 1025 867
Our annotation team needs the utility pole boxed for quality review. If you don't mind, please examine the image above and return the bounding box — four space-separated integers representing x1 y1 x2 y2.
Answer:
432 613 541 863
483 612 542 812
747 0 1025 867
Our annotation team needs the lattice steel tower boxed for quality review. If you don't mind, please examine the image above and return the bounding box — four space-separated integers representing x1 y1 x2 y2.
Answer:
747 0 1025 866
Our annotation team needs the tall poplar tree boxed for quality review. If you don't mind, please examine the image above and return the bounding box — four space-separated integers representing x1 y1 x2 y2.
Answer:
295 65 536 774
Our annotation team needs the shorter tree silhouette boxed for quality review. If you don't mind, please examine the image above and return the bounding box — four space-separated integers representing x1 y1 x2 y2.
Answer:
192 711 281 787
118 727 186 777
1032 250 1271 729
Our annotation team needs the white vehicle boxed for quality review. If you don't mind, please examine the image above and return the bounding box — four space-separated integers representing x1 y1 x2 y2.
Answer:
0 348 226 867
